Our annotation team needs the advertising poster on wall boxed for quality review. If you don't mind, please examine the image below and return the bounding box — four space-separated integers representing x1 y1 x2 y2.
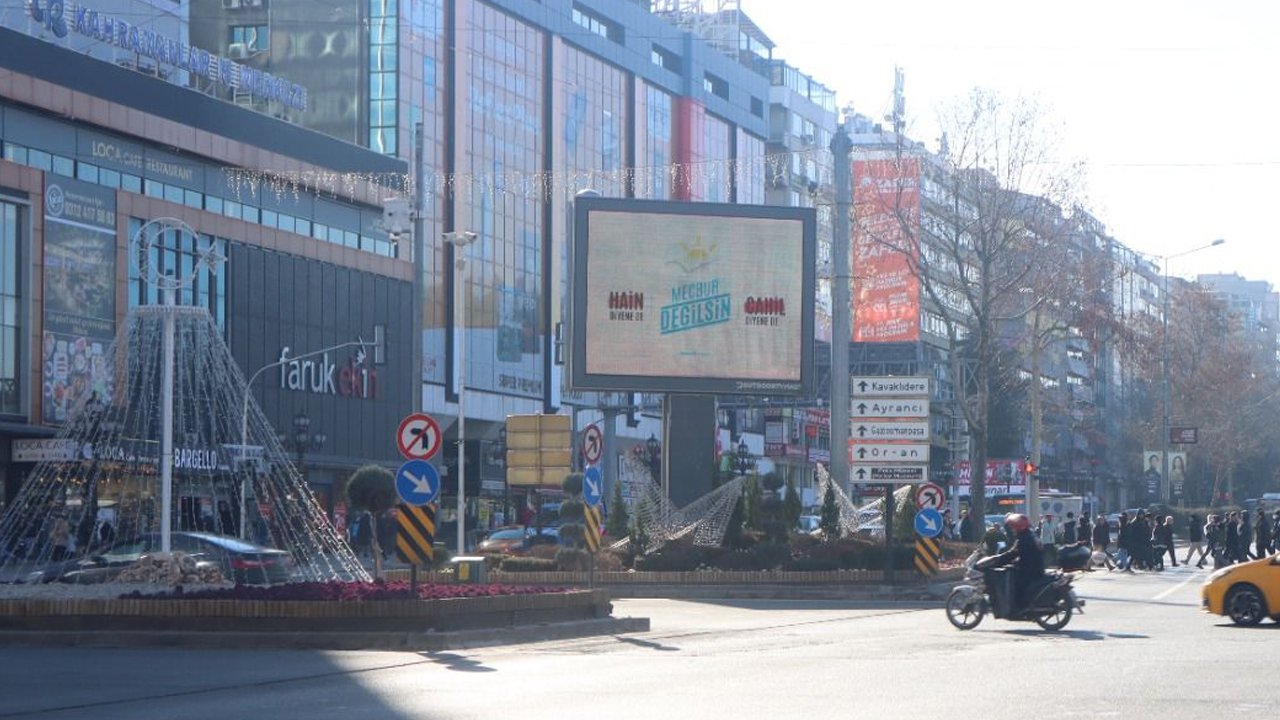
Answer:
571 198 815 396
852 157 921 342
42 177 117 424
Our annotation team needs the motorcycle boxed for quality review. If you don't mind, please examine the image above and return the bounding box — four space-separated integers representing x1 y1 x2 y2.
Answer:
945 549 1086 631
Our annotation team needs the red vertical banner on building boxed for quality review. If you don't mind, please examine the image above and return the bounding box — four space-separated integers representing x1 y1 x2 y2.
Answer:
674 98 706 201
852 157 921 342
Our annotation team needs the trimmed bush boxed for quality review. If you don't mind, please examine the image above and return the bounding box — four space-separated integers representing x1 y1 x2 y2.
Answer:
556 547 592 571
499 556 558 573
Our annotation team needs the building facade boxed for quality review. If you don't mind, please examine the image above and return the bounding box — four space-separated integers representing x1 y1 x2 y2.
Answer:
0 21 411 519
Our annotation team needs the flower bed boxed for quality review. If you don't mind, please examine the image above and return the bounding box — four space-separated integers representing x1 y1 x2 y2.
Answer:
119 580 567 602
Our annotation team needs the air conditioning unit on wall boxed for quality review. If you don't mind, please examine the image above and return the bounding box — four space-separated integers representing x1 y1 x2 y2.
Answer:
222 0 241 9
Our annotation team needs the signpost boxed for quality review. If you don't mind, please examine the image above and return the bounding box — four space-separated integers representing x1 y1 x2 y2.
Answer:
851 421 929 441
395 503 437 573
848 442 930 464
852 465 928 483
913 507 943 538
583 466 603 508
914 482 945 511
395 413 443 588
1169 427 1198 444
852 376 931 397
397 412 443 460
582 424 603 465
395 459 441 506
850 398 929 419
849 376 933 589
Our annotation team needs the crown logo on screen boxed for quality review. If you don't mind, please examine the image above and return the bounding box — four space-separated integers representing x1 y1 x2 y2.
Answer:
671 237 717 273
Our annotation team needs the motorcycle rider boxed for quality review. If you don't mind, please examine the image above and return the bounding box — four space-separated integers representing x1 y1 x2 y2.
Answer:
985 513 1047 614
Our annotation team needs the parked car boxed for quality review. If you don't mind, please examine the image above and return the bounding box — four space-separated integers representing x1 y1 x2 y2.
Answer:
474 526 560 556
26 531 292 585
1201 553 1280 626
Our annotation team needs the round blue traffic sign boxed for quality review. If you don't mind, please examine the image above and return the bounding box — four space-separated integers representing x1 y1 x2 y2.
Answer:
583 466 603 507
914 507 944 538
396 459 441 506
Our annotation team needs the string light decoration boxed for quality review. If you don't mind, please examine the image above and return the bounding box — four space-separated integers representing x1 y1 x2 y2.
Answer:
0 307 370 583
813 463 911 538
220 147 822 205
608 452 747 554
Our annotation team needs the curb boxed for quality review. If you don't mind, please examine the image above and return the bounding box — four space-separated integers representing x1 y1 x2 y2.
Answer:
0 616 652 651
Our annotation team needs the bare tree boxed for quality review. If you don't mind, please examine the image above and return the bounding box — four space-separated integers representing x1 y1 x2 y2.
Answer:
854 89 1084 537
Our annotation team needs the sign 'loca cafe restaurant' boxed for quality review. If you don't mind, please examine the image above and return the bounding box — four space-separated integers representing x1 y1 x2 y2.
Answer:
29 0 309 111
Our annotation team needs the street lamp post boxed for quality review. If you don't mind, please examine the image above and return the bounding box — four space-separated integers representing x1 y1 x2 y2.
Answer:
1159 239 1225 504
287 412 327 497
736 440 753 477
445 230 478 554
238 339 372 540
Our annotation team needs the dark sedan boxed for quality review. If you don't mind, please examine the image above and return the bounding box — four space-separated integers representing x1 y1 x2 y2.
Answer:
474 526 561 556
26 531 293 585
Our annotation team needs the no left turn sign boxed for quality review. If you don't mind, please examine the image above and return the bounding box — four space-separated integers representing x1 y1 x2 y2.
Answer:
397 413 443 460
915 482 945 511
582 424 603 465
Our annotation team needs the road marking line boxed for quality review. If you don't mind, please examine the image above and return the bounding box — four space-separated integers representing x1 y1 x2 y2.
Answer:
1153 570 1199 601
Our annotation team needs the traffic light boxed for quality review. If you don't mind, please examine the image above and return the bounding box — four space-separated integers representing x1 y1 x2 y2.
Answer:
1023 457 1038 475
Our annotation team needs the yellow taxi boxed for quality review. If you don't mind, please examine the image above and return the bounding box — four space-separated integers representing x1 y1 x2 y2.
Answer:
1201 553 1280 626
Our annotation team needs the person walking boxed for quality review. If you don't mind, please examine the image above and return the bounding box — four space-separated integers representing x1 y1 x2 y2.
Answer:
1115 512 1134 572
1062 512 1078 545
1240 512 1254 561
1039 513 1059 566
1224 511 1242 564
1183 513 1208 567
1091 513 1115 570
1155 516 1177 568
1078 513 1092 548
1272 510 1280 555
1253 508 1271 560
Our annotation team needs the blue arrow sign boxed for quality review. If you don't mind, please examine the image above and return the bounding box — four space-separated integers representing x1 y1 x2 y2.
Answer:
583 466 603 507
396 459 440 506
914 507 943 538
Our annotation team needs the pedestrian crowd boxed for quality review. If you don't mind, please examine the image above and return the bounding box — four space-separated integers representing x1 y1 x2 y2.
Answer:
1086 507 1280 573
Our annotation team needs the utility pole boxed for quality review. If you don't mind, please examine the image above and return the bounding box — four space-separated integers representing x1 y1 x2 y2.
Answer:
830 117 852 496
412 123 426 414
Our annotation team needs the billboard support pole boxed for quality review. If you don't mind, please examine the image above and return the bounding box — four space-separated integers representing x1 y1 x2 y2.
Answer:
830 121 853 494
603 407 617 500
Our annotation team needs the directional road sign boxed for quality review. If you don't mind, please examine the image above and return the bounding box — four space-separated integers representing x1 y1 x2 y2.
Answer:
851 376 930 398
848 442 931 464
915 482 946 511
851 421 929 441
582 424 603 465
396 459 441 506
397 413 443 460
851 398 930 419
914 507 944 538
851 465 928 484
583 466 604 507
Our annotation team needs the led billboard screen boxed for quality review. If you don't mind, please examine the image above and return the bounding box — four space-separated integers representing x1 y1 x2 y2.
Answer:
568 197 816 396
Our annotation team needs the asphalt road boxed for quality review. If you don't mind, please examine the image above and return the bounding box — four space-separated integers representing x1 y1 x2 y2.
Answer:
1 564 1274 720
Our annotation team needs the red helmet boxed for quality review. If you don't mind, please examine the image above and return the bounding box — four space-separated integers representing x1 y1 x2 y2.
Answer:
1004 513 1030 533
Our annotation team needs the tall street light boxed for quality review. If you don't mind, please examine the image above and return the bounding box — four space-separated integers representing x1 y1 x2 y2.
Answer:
445 230 478 554
1160 238 1225 504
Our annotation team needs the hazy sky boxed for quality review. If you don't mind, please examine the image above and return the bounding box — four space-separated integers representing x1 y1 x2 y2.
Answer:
743 0 1280 287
